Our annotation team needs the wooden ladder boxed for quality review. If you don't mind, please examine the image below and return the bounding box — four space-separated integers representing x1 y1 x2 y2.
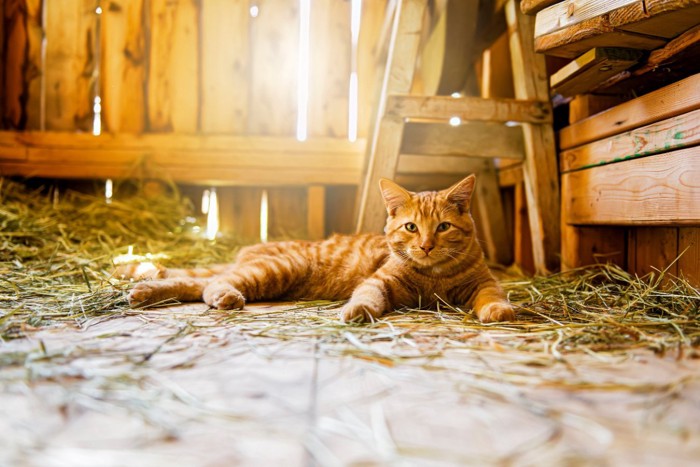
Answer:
354 0 560 273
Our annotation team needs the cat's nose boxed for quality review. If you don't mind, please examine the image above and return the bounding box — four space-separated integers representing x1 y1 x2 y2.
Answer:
420 245 434 254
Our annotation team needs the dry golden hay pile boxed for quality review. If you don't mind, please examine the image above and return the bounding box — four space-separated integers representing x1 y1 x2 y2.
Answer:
1 177 699 362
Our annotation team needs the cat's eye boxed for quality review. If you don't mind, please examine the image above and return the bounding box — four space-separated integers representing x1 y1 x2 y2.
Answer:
405 222 418 232
436 222 451 232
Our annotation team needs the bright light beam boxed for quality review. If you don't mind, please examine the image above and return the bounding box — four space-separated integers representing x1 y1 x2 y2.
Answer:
296 0 311 142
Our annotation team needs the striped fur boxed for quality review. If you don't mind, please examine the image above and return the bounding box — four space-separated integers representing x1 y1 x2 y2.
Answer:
126 175 514 323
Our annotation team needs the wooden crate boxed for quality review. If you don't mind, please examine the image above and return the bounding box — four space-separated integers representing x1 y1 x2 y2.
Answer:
0 0 391 240
559 73 700 286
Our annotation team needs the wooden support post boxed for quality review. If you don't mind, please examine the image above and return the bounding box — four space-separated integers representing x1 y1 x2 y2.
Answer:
506 0 560 273
474 163 513 265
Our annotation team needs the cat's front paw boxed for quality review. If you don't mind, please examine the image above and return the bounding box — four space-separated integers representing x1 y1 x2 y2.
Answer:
340 302 382 323
477 301 515 323
128 282 162 307
203 284 245 310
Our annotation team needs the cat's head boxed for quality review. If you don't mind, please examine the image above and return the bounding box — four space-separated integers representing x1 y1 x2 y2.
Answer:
379 175 478 269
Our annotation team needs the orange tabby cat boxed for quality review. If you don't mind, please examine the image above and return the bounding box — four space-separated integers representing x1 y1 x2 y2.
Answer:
126 175 514 323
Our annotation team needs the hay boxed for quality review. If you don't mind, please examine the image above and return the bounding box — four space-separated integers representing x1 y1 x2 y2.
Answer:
1 177 699 364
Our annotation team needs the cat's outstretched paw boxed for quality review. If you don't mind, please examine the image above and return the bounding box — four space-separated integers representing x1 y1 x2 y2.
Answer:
128 282 164 307
340 302 382 323
203 285 245 310
476 301 515 323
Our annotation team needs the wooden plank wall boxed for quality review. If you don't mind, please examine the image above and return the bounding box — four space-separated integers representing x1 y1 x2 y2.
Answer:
0 0 388 241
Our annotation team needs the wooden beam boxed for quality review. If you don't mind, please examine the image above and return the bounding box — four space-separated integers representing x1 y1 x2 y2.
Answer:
616 1 700 39
385 95 552 123
550 47 642 97
535 0 640 38
306 186 326 240
679 227 700 285
559 73 700 150
534 13 666 59
520 0 561 16
400 122 524 159
0 132 366 186
560 108 700 172
562 146 700 226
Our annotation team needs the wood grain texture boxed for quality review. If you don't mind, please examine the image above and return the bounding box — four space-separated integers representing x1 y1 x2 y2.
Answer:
357 0 387 138
627 227 679 280
534 14 666 58
3 0 28 129
102 0 147 133
200 0 248 133
306 186 326 240
268 187 308 239
563 146 700 225
678 227 700 285
148 0 199 132
568 94 624 124
618 1 700 38
559 73 700 150
218 186 262 241
534 0 639 37
0 132 365 185
308 0 350 137
248 0 298 135
550 47 642 97
401 122 524 159
560 108 700 172
385 95 552 123
506 0 560 272
44 0 96 131
520 0 560 15
24 0 43 130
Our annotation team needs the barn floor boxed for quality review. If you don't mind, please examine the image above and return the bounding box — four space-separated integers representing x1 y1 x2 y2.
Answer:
2 301 699 466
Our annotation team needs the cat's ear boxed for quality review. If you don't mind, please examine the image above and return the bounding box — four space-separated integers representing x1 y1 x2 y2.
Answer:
443 174 476 213
379 178 412 216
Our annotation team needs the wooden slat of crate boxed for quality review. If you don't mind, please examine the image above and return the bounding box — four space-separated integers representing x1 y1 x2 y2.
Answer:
25 0 43 130
44 0 96 131
385 95 552 123
549 47 642 97
521 0 565 15
357 0 387 138
200 0 249 134
562 146 700 226
148 0 199 132
248 0 298 136
102 0 147 133
560 108 700 172
617 1 700 38
559 72 700 150
400 122 524 160
535 0 639 37
678 227 700 284
3 0 28 129
0 132 365 185
627 227 679 279
308 0 350 138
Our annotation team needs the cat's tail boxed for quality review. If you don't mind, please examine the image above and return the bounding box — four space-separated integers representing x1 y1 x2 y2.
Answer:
114 263 231 281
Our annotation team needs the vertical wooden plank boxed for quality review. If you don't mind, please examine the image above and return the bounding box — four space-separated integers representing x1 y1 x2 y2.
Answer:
101 0 147 133
678 228 700 287
44 0 96 131
148 0 199 133
3 0 27 129
514 183 535 275
325 186 357 235
25 0 43 130
0 0 4 129
268 187 307 240
218 187 263 243
200 0 248 133
505 0 560 273
628 227 678 280
474 163 513 265
357 0 387 138
307 185 326 240
308 0 350 137
481 30 514 99
247 0 298 136
568 94 624 125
